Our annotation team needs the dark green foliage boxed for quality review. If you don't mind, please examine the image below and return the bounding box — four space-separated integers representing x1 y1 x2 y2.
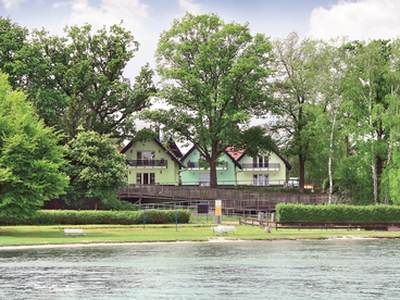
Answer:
61 129 127 208
276 203 400 222
0 209 190 225
97 200 139 211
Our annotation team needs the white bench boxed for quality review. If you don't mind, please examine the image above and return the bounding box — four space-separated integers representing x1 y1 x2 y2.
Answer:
64 228 86 237
211 225 236 235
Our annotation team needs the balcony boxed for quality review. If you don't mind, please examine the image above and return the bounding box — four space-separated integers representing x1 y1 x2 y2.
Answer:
186 161 228 170
126 159 168 168
240 162 280 171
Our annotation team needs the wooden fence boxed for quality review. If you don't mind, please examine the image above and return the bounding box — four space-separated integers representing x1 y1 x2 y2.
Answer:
118 185 338 212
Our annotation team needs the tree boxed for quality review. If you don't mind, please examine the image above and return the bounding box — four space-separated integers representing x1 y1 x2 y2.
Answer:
343 39 395 203
32 23 156 141
0 16 28 89
270 32 327 193
3 21 156 141
0 72 69 218
61 129 127 209
143 13 275 188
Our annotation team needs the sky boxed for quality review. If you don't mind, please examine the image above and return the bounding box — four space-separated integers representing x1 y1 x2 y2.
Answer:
2 0 400 80
2 0 400 149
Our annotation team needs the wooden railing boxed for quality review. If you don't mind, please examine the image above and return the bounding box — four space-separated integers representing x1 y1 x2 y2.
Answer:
118 185 338 211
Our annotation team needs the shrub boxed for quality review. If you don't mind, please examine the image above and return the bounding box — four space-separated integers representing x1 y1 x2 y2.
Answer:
0 209 191 225
276 203 400 222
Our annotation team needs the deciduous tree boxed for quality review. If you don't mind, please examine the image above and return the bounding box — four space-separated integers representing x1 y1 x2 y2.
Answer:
0 72 68 218
61 129 127 209
144 13 275 188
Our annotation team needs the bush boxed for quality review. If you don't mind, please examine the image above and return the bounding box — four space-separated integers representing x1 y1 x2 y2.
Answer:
0 209 191 225
276 203 400 222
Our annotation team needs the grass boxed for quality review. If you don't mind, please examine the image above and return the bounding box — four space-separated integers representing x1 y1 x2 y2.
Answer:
1 223 400 247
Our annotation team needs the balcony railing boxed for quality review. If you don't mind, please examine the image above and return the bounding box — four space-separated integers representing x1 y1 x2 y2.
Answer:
126 159 168 168
240 163 280 171
186 161 228 170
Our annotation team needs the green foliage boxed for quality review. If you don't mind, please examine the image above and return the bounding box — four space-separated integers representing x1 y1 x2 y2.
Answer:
0 209 190 225
271 32 328 192
276 203 400 222
144 12 275 188
0 72 69 218
333 156 374 204
97 199 139 211
0 19 156 141
61 129 127 208
0 16 28 89
30 23 156 141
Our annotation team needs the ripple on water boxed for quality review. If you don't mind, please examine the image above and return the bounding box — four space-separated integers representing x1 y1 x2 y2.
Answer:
1 240 400 299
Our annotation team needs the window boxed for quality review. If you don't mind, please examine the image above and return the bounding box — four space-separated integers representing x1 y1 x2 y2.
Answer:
137 151 155 166
253 174 269 186
136 172 155 185
253 156 269 168
199 173 210 187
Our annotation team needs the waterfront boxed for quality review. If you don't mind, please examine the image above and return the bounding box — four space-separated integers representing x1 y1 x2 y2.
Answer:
1 239 400 299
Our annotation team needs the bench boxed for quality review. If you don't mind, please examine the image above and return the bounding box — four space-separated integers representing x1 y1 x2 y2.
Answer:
211 225 236 235
64 228 86 237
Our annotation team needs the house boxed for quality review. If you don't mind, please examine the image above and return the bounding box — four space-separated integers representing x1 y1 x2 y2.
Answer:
180 146 241 186
227 148 292 187
120 136 183 186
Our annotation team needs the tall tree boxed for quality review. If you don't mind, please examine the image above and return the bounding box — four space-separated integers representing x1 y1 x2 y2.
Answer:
343 39 394 203
4 21 156 141
0 72 68 218
32 23 156 141
270 32 327 193
0 16 28 89
313 41 348 203
143 13 275 188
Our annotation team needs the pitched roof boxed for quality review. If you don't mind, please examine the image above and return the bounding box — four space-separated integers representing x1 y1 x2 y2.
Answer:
225 147 292 171
120 137 184 168
181 146 242 169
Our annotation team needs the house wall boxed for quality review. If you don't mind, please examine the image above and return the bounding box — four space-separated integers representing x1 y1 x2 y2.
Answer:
181 150 236 186
124 139 180 185
237 152 287 186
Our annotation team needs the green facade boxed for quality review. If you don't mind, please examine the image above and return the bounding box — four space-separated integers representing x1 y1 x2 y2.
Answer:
181 148 236 186
123 139 181 186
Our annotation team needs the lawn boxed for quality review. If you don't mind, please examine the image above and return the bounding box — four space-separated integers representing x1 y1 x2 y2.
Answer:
1 224 400 247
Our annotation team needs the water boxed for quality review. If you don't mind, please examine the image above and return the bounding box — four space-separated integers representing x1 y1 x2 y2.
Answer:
1 239 400 299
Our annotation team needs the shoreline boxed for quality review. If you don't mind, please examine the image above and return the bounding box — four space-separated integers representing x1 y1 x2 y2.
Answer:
0 235 387 251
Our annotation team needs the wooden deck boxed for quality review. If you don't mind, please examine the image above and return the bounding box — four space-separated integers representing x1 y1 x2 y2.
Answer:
118 185 337 212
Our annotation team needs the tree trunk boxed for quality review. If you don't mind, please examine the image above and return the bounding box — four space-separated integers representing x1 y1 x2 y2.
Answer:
384 137 392 204
299 154 305 194
328 115 337 204
209 159 218 189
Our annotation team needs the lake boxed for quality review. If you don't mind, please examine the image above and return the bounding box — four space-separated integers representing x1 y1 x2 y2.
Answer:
1 239 400 299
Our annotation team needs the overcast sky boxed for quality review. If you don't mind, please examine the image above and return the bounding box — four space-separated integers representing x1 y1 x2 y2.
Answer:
2 0 400 80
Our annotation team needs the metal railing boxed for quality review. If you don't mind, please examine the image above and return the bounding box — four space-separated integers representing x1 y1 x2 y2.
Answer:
240 162 280 170
186 161 228 170
126 159 168 168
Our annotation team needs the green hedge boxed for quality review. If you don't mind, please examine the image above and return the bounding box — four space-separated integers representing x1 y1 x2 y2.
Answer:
276 203 400 222
0 209 191 226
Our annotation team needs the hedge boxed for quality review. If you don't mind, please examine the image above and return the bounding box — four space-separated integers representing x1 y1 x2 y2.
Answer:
0 209 191 226
276 203 400 222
